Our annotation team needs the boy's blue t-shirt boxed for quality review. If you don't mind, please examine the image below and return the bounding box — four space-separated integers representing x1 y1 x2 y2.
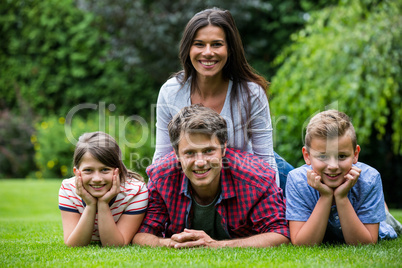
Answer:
285 162 397 242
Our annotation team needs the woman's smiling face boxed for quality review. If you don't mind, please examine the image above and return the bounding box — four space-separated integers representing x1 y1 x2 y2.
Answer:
189 25 228 80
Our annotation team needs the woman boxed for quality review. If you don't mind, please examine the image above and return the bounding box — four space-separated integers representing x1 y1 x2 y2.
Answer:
153 7 292 189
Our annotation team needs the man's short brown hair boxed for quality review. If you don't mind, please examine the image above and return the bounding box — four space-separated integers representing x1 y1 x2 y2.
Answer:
168 104 228 152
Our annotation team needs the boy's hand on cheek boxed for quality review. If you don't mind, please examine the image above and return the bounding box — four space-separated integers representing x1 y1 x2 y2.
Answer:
307 170 333 197
345 166 362 181
334 166 361 199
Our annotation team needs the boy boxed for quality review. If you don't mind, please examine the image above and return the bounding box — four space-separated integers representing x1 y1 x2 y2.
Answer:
286 110 398 245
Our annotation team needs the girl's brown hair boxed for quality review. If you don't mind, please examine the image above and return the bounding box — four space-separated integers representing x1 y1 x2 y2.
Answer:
73 131 143 183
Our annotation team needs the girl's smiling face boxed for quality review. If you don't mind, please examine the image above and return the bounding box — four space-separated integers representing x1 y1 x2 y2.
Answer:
73 152 115 198
303 134 360 188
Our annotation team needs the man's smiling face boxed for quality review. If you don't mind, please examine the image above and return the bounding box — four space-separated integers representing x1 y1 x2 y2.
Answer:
176 132 225 193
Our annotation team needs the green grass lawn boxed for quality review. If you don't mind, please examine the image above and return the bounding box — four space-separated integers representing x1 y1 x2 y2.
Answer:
0 179 401 267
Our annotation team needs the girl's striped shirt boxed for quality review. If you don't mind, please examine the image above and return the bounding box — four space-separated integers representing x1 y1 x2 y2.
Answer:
59 177 148 241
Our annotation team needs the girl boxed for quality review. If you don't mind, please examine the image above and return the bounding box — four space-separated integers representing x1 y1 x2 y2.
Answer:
153 7 293 189
59 131 148 247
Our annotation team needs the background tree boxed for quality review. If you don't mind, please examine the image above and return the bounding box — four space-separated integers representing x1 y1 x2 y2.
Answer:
0 0 155 118
0 0 156 178
1 0 332 178
76 0 334 84
270 0 402 207
0 93 35 178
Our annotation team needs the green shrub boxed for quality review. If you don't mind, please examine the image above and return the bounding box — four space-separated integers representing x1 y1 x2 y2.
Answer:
0 108 35 178
271 0 402 165
0 0 157 118
80 0 337 84
270 0 402 207
32 111 153 180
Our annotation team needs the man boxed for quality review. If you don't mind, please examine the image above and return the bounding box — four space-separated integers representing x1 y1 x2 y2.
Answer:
133 104 289 248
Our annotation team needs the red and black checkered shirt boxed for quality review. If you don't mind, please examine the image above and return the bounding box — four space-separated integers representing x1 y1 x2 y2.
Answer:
138 148 289 239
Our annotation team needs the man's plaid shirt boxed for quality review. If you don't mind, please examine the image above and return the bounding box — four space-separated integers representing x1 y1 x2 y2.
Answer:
138 148 290 239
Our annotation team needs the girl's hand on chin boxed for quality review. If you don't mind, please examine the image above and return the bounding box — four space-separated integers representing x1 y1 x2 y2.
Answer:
75 170 97 206
99 168 120 204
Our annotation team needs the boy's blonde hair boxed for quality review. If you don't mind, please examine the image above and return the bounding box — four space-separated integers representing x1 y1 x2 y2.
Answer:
305 110 357 152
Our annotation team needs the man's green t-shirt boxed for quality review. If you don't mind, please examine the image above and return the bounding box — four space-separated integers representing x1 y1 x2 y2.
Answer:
191 194 230 240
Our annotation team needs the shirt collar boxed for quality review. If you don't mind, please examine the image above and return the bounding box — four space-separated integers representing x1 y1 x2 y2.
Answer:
179 157 236 201
180 173 191 199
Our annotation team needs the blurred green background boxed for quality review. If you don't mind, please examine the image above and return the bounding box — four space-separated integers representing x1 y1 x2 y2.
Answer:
1 0 401 207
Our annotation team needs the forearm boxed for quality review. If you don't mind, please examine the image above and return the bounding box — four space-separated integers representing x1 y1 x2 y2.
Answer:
65 206 97 247
218 232 289 248
132 232 171 247
336 197 378 245
96 202 126 246
291 195 332 246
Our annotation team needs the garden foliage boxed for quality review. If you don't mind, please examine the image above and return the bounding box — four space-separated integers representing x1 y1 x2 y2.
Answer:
76 0 334 84
271 0 402 162
0 109 35 178
0 0 333 179
270 0 402 206
1 0 401 208
32 112 153 180
0 0 156 117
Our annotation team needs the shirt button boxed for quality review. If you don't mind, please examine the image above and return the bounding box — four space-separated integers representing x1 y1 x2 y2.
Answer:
339 227 342 230
335 216 339 219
